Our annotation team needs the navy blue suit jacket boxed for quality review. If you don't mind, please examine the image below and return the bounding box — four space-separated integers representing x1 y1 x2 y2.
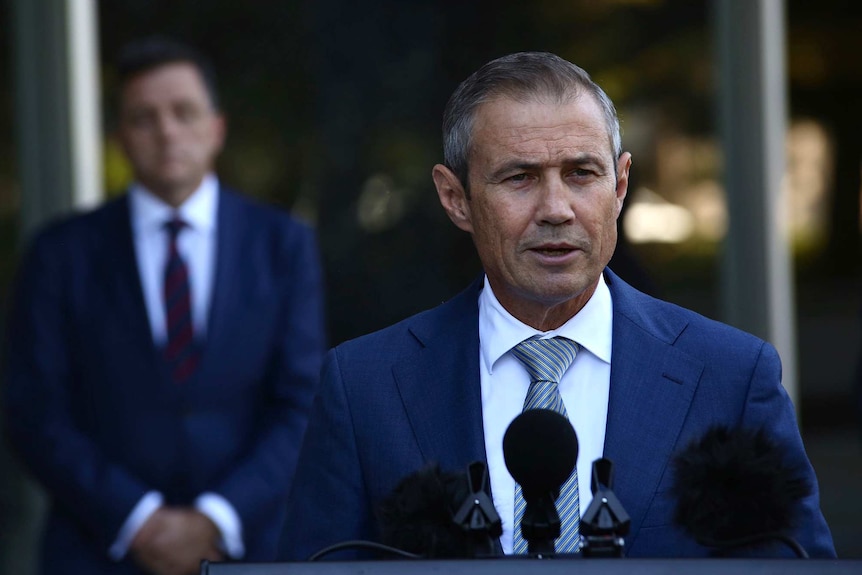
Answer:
279 269 834 560
3 187 326 573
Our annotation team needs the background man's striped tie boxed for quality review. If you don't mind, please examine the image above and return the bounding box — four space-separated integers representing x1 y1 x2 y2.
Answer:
163 218 200 383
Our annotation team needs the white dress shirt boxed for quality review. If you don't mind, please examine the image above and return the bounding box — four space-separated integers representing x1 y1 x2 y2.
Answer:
479 274 613 554
129 175 218 343
109 175 245 560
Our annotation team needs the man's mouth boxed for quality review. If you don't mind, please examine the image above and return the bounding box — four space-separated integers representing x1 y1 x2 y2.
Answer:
534 247 573 256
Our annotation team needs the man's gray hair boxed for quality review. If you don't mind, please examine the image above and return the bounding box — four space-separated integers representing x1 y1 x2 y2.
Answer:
442 52 622 189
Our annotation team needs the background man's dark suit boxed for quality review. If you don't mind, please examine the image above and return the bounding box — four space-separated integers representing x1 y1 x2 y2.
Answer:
280 270 834 560
3 185 325 573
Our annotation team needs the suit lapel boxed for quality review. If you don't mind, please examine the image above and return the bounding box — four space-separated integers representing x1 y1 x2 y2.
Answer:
102 197 165 373
195 187 244 384
391 279 487 472
602 270 704 546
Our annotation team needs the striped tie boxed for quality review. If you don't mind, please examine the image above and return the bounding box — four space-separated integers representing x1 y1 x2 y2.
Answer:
511 336 580 554
163 218 199 383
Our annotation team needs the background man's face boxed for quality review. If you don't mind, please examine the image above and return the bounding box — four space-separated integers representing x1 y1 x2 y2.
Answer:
459 94 630 327
118 61 225 205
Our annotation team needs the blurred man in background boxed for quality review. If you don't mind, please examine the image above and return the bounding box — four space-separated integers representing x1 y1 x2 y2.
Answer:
3 37 325 575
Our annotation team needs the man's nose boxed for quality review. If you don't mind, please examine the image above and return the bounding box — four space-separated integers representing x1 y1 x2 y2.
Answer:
155 113 182 140
537 176 575 225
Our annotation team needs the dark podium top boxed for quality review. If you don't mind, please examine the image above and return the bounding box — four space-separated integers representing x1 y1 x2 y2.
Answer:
202 558 860 575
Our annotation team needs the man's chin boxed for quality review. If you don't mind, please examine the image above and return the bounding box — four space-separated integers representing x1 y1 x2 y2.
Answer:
528 277 599 306
143 175 201 204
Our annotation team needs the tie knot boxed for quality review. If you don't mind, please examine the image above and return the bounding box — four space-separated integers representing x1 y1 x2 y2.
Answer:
512 336 579 383
164 217 187 238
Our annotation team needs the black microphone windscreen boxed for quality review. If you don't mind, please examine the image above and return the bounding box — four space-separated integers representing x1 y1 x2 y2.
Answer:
376 463 487 558
503 408 578 499
672 426 812 544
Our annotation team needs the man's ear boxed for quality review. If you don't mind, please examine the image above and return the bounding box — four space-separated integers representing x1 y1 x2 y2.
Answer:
211 111 227 154
614 151 632 218
432 164 473 233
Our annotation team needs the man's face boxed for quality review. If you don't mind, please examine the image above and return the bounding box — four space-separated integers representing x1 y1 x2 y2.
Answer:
118 61 225 206
434 94 631 330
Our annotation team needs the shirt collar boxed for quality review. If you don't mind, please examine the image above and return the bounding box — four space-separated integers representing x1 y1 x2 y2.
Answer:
129 174 219 236
478 272 613 374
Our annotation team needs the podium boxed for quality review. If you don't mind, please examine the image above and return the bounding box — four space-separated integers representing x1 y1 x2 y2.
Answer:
201 558 862 574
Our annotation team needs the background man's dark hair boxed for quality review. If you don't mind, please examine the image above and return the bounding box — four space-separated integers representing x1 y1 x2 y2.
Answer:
116 36 220 110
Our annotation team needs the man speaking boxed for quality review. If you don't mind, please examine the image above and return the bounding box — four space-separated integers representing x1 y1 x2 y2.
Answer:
279 52 835 559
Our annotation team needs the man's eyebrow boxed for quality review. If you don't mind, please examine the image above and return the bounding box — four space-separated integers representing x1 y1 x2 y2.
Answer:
488 161 542 181
562 152 606 165
488 153 608 181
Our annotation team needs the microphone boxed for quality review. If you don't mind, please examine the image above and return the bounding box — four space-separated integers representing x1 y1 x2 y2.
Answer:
672 425 812 558
377 461 502 558
502 408 578 555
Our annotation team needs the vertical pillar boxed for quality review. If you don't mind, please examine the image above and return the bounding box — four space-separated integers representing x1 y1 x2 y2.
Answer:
714 0 798 405
67 0 104 212
13 0 102 239
4 2 102 574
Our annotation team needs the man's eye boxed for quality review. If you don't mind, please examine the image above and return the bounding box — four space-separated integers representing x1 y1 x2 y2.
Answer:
175 104 202 123
508 173 529 182
127 112 155 128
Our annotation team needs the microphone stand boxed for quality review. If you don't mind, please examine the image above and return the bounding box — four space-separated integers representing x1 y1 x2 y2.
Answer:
451 461 502 557
580 458 631 558
521 491 561 557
